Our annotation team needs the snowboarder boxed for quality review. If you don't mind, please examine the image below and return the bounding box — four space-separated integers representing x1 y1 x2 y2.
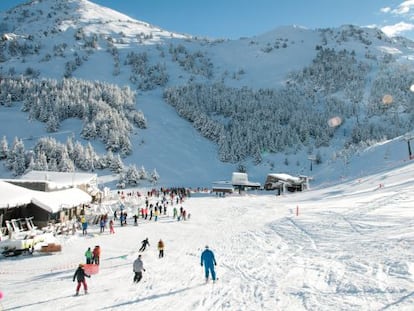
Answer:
200 245 217 283
139 238 150 252
157 239 164 258
73 263 90 295
85 247 93 264
133 254 145 283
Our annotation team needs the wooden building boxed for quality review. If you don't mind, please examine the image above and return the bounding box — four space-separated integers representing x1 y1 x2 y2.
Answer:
0 179 92 229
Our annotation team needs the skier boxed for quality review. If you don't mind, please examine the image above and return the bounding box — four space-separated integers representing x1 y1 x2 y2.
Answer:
84 247 93 264
109 219 115 234
81 216 88 235
92 245 101 265
133 214 138 226
123 212 127 225
73 263 90 295
133 254 146 283
200 245 217 283
157 239 164 258
99 218 105 233
139 238 150 252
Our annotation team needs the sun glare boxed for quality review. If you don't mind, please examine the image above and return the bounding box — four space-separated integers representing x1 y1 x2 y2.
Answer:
382 94 393 105
328 116 342 127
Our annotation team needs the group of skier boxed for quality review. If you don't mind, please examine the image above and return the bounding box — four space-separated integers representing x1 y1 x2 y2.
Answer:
71 187 217 295
74 242 217 293
131 244 217 284
84 245 101 265
138 238 164 258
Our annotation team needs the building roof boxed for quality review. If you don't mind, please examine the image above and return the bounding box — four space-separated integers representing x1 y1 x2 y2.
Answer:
0 180 33 208
20 170 97 190
266 173 302 184
212 181 234 190
31 188 91 213
231 172 261 187
0 180 92 213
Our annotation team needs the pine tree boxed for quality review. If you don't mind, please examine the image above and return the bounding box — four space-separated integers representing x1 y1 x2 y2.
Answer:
124 164 140 185
110 154 124 173
138 165 148 180
8 138 26 175
0 136 9 160
58 149 75 172
150 168 160 184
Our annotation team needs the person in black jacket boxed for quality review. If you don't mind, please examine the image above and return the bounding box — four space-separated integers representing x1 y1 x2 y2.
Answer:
73 264 91 295
139 238 150 252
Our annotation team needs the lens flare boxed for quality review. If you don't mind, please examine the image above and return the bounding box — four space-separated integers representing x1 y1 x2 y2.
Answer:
328 116 342 127
382 94 393 105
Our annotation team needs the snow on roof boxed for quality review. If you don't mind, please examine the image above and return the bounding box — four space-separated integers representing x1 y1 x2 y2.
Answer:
231 172 261 186
266 173 302 183
31 188 92 214
0 180 33 208
0 180 92 212
20 170 97 189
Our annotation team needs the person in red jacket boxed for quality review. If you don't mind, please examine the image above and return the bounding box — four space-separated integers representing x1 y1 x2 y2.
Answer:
92 245 101 265
73 264 90 295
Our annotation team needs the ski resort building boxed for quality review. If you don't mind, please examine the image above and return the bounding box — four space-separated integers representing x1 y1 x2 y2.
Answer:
211 172 261 195
211 181 234 195
264 173 310 194
0 176 93 230
231 172 261 190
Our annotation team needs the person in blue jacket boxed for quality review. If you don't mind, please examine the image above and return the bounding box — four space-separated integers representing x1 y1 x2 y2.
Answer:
200 245 217 282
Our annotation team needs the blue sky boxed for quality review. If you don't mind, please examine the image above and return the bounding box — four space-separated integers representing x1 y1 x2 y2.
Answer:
1 0 414 39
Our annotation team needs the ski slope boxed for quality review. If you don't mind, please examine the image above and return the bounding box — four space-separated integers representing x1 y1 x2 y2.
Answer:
1 161 414 311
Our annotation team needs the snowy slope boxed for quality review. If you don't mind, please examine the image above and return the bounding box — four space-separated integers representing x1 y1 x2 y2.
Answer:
1 159 414 310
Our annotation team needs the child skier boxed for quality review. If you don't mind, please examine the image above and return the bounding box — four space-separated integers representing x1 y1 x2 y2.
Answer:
109 219 115 234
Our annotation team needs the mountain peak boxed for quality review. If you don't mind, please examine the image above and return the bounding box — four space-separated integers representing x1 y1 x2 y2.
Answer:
0 0 188 42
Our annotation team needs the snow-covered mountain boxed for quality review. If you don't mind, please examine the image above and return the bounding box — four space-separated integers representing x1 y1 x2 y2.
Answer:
0 0 414 188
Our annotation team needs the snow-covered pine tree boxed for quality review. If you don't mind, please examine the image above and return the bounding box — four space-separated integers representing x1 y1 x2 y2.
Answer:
0 136 8 160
